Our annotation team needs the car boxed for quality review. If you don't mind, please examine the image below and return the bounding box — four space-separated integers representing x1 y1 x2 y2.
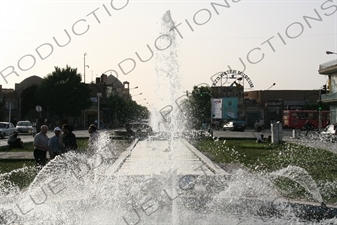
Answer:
223 121 246 132
111 121 153 139
16 121 34 134
0 122 18 138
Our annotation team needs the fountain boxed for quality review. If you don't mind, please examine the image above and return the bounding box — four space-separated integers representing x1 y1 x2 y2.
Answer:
1 11 337 225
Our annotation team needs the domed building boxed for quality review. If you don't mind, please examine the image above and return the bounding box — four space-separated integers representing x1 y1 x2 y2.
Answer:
1 73 132 129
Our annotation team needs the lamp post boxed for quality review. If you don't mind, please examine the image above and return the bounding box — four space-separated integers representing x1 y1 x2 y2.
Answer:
84 53 89 83
97 93 102 129
132 93 142 97
231 76 245 121
137 98 146 102
326 51 337 55
267 83 276 90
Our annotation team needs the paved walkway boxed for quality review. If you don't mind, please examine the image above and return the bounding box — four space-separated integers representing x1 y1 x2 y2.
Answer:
116 139 228 176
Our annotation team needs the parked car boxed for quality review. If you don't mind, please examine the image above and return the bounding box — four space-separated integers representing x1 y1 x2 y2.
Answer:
16 121 34 134
111 121 153 138
0 122 18 138
321 124 337 142
223 121 246 132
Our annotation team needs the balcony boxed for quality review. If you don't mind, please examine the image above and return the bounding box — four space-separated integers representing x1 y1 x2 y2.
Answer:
321 92 337 103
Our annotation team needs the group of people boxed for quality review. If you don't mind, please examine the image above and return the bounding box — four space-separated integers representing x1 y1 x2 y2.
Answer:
256 134 272 143
33 124 79 170
33 123 99 170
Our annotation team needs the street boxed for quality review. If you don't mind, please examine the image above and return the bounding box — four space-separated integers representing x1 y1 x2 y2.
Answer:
1 128 337 155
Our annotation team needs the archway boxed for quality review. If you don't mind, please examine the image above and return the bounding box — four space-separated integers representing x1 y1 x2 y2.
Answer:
20 85 39 121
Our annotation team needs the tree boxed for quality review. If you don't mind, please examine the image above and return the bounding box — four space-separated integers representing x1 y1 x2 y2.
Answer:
184 86 212 129
107 94 149 127
35 65 92 118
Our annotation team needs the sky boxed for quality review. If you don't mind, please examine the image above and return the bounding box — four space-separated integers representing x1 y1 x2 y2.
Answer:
1 0 337 110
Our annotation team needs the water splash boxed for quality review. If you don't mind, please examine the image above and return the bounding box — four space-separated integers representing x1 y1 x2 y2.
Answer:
269 165 323 203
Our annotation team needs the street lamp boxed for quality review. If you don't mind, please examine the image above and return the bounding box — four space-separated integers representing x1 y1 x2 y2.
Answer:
326 51 337 55
267 83 276 90
97 93 102 129
132 93 142 97
137 98 146 102
84 53 89 83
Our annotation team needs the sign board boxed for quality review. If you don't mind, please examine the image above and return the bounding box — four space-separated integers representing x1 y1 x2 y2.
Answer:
90 97 98 103
222 97 239 119
5 102 12 110
211 98 223 119
36 105 42 112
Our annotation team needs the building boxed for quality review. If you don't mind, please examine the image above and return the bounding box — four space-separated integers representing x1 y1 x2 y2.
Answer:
1 73 130 129
319 58 337 123
210 81 321 129
83 73 132 128
244 90 320 128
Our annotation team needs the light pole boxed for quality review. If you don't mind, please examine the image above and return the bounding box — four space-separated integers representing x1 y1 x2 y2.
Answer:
132 93 142 97
232 76 245 121
97 93 102 129
137 98 146 102
267 83 276 90
326 51 337 55
84 53 89 83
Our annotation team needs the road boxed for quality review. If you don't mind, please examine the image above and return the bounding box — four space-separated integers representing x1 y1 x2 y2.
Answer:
1 128 337 157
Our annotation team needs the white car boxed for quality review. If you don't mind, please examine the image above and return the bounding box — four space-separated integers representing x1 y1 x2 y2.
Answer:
16 121 34 134
0 122 18 138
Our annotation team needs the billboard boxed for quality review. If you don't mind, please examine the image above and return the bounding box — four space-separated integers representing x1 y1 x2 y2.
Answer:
212 97 239 119
211 98 222 119
222 97 238 119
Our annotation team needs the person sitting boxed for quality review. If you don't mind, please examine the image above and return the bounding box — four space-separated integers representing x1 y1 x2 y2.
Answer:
256 134 265 143
8 131 24 149
254 120 261 132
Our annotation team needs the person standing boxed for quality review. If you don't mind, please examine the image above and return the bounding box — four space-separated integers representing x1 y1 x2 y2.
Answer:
33 125 49 170
62 124 77 152
48 127 62 159
88 124 99 151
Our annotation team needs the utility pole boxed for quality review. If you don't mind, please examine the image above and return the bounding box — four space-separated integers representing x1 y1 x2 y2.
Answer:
318 89 322 131
8 102 11 123
97 93 102 129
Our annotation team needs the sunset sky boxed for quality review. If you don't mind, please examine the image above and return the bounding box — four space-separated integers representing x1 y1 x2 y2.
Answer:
1 0 336 109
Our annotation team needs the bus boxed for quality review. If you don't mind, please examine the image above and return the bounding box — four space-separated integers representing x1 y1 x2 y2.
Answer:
282 110 330 129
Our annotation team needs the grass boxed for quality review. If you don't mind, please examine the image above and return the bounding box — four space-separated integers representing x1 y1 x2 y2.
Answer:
195 139 337 204
0 138 89 152
0 138 89 189
0 159 36 189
